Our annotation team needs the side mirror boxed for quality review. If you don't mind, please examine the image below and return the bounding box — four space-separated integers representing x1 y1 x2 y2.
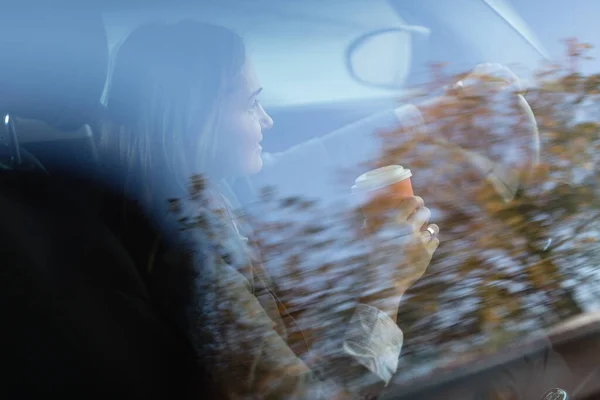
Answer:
345 25 430 90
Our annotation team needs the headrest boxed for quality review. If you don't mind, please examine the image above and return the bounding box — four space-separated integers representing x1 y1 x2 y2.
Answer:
0 7 108 130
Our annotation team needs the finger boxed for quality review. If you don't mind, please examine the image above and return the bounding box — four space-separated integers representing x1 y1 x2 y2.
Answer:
422 224 440 245
407 206 431 233
426 236 440 253
396 196 424 221
425 223 440 237
420 231 439 252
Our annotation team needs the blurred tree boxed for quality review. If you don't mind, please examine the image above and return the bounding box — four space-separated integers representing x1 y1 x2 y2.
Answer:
376 39 600 377
182 39 600 388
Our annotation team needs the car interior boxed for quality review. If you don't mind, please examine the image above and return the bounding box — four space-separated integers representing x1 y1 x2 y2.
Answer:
1 1 599 399
0 6 202 399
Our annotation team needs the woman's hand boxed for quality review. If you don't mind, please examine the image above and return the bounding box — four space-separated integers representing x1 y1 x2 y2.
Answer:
415 63 538 203
393 196 439 289
359 196 439 319
453 62 523 97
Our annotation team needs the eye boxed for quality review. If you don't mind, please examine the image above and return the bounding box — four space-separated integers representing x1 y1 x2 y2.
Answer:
248 99 260 113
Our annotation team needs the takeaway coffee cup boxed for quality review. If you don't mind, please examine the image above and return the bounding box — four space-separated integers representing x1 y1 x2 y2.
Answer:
351 165 414 200
352 165 414 231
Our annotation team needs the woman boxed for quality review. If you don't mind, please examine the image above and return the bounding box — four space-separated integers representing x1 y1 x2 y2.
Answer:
100 20 439 399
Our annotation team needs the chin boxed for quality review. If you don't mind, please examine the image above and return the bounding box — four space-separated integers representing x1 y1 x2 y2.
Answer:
243 154 264 176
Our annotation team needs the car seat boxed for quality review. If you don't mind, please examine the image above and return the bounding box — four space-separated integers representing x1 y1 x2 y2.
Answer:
0 6 199 399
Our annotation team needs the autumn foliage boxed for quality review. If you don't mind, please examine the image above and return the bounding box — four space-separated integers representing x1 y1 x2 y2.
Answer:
232 39 600 384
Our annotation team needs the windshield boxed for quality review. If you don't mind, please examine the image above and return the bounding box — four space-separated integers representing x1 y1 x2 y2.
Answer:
99 0 598 396
103 0 548 107
7 1 598 399
103 0 407 106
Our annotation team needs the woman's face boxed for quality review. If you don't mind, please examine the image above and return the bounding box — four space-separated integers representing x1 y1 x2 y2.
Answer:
218 59 273 177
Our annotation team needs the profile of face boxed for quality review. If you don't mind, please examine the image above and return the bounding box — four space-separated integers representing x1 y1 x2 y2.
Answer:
217 59 274 177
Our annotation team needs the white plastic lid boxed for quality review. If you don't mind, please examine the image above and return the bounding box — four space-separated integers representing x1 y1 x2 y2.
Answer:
351 165 412 193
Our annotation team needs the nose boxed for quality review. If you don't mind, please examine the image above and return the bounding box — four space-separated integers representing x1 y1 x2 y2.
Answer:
258 103 274 130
